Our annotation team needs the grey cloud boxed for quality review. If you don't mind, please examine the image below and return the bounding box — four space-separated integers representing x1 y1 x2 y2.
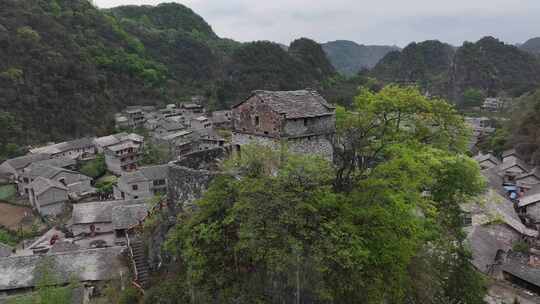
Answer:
94 0 540 47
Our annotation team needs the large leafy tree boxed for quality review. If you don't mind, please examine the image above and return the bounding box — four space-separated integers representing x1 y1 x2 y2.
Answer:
158 86 485 304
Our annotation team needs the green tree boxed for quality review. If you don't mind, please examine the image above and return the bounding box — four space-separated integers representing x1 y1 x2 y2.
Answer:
80 154 106 179
462 88 484 108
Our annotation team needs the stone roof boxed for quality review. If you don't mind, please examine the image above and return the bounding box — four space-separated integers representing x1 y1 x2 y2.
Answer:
140 165 169 181
2 154 50 170
517 167 540 181
502 255 540 287
502 149 518 158
161 130 193 141
32 157 76 169
30 138 95 155
72 199 144 225
193 116 209 122
473 153 500 166
112 204 149 230
182 103 203 109
235 90 335 119
519 193 540 208
28 177 68 196
211 110 231 124
498 158 530 173
106 141 140 152
24 164 91 183
0 246 126 291
156 118 184 132
94 133 143 149
120 165 169 184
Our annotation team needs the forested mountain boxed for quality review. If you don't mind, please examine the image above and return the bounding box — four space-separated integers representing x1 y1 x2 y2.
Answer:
520 37 540 55
0 0 336 148
322 40 399 76
371 40 454 95
371 37 540 104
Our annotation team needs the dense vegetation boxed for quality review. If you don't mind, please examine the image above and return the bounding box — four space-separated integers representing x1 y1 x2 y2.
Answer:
0 0 336 149
482 89 540 164
321 40 399 76
141 86 486 304
371 37 540 104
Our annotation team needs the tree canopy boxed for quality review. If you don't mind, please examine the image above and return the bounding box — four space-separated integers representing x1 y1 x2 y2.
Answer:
155 86 486 304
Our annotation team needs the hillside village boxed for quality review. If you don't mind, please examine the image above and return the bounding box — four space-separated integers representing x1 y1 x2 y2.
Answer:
0 87 538 302
0 89 338 302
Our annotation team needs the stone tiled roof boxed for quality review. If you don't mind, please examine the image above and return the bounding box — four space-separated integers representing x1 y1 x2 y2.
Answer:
30 138 95 155
28 177 68 196
72 199 144 225
161 130 193 141
95 133 143 149
32 157 76 169
502 148 518 158
502 255 540 287
0 246 126 291
519 193 540 208
140 165 169 181
119 165 169 184
498 158 530 173
236 90 335 119
112 204 149 230
473 153 500 166
156 118 184 132
2 154 51 170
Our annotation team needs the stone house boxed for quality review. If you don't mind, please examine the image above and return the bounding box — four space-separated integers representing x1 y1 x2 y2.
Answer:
111 204 149 239
196 129 226 152
211 110 232 129
473 153 500 170
29 138 96 161
232 90 336 160
104 141 144 175
152 118 185 137
0 154 50 183
113 165 169 200
94 133 144 153
154 130 196 158
19 164 94 198
27 177 69 217
71 199 144 236
190 116 212 130
180 103 205 118
115 106 146 129
482 97 504 112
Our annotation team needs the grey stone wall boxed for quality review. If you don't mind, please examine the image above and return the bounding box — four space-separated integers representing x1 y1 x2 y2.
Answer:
282 115 335 138
167 148 229 212
286 135 333 160
233 132 333 160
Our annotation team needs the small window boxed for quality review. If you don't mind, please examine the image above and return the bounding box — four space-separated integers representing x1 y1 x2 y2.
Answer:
303 118 308 126
264 131 269 135
255 116 260 127
134 196 138 199
132 185 138 191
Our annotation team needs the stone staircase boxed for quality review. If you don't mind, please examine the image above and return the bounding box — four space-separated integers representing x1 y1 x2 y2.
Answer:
127 237 150 289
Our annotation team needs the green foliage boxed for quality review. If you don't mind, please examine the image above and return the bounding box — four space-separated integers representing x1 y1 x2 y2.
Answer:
80 154 106 179
322 40 399 76
0 228 19 246
118 286 141 304
462 88 485 108
371 37 540 103
0 68 24 84
513 241 530 253
7 257 80 304
16 26 41 43
162 86 486 303
141 142 170 165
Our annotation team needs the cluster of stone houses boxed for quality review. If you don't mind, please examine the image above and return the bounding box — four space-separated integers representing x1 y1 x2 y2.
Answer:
470 149 540 293
114 100 229 160
0 89 338 300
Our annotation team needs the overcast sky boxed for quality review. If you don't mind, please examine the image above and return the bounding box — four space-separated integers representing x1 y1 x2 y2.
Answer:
94 0 540 47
